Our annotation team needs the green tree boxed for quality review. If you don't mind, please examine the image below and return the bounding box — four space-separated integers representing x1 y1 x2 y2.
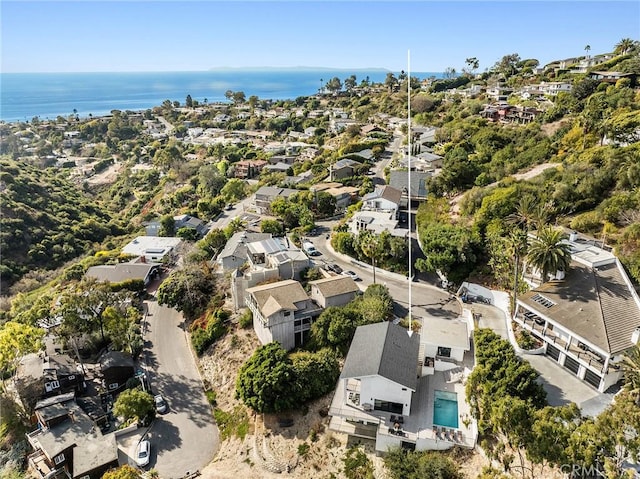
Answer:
198 228 227 257
220 178 248 203
344 75 357 92
621 344 640 396
615 38 638 55
290 349 340 402
156 265 217 319
0 321 44 379
113 388 154 423
260 219 284 236
326 77 342 94
526 227 572 283
159 214 175 236
185 94 193 108
464 57 480 76
384 72 398 92
236 342 297 413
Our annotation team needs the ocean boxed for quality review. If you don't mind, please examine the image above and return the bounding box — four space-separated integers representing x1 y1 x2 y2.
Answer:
0 70 443 123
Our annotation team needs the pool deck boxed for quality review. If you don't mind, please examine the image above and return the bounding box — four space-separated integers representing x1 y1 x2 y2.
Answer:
329 348 477 450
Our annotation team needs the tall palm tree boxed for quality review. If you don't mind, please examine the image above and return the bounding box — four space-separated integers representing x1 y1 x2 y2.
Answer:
615 38 638 55
526 227 572 283
359 230 384 284
584 44 591 58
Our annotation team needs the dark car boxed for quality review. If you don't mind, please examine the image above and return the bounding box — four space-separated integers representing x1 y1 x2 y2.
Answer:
326 263 343 274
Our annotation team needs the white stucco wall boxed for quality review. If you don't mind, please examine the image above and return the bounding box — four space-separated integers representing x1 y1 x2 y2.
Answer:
359 376 413 416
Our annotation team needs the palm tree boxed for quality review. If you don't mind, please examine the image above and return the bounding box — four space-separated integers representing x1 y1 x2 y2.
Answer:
584 44 591 58
615 38 638 55
359 230 384 284
526 226 572 283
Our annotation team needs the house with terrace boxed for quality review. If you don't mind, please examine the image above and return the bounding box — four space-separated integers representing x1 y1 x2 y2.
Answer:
388 170 430 206
26 394 119 479
329 158 363 181
361 185 402 218
513 233 640 392
246 279 323 350
329 318 476 453
121 236 182 263
254 186 298 214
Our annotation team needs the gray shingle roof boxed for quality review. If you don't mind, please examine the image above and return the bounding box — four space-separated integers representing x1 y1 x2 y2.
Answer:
309 276 359 298
340 322 419 390
389 170 429 198
519 261 640 354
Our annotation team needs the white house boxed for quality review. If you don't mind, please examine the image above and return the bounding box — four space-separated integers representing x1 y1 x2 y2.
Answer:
121 236 182 263
361 185 402 218
246 280 322 351
419 317 470 377
513 232 640 392
329 320 477 452
309 276 360 308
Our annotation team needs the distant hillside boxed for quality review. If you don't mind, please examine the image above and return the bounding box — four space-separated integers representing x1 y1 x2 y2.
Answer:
0 158 116 291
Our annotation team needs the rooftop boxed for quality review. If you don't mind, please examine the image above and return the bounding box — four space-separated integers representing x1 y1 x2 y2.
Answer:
247 279 310 316
340 322 420 390
309 276 360 298
86 262 160 284
421 316 470 350
518 261 640 354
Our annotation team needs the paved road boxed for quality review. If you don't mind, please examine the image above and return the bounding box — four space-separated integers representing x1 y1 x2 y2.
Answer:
308 223 460 321
142 301 218 478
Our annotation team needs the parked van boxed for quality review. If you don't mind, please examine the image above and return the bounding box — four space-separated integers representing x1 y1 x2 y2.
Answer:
302 241 320 256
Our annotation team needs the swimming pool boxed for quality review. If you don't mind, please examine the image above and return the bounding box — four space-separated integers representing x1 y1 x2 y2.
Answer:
433 390 459 428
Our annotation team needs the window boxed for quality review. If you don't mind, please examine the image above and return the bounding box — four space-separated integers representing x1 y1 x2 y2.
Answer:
532 294 556 308
67 375 75 381
374 400 403 414
283 311 291 317
437 347 451 358
108 383 119 391
54 453 65 465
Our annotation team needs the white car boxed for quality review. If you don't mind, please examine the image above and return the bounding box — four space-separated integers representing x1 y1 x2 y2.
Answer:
341 270 360 281
135 439 151 467
154 394 168 414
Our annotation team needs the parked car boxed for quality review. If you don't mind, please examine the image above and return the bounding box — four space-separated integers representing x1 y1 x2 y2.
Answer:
135 440 151 467
341 270 360 281
326 263 343 274
154 394 168 414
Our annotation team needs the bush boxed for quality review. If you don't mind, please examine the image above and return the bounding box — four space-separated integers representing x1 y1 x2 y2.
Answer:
191 309 229 355
213 406 250 440
238 309 253 329
297 442 310 456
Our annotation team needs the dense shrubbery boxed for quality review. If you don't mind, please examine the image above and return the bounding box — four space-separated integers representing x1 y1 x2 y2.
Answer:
190 309 229 355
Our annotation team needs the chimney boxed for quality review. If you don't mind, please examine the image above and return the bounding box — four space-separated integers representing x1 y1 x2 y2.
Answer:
569 231 578 242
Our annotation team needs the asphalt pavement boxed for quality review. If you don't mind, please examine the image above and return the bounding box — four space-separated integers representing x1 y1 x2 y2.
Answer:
141 301 219 478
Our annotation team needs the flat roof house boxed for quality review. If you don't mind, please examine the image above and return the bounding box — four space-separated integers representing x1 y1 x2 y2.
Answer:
513 233 640 392
85 260 161 286
121 236 182 263
246 280 322 351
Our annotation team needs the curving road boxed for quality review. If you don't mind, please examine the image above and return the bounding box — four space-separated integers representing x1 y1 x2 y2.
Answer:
141 301 219 478
309 223 461 321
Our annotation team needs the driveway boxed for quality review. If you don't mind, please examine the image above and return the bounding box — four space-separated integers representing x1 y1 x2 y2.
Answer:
141 301 219 478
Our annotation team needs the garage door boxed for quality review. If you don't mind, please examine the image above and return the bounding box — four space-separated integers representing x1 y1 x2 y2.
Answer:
564 356 580 375
546 344 560 361
584 369 602 389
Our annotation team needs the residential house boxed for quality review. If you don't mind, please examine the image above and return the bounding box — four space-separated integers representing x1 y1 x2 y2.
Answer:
173 214 209 237
235 160 268 179
268 155 296 166
389 170 429 205
246 280 322 350
310 182 359 211
361 185 402 218
99 351 134 393
263 162 292 174
589 71 636 86
351 210 409 238
513 232 640 392
309 276 360 308
217 232 272 271
538 81 572 96
329 318 477 453
329 158 363 181
26 394 119 479
486 84 514 102
86 261 161 287
15 338 84 413
254 186 298 214
330 118 358 134
360 124 384 136
121 236 182 263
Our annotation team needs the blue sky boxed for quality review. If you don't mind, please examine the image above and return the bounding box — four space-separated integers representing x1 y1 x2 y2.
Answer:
2 1 638 73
